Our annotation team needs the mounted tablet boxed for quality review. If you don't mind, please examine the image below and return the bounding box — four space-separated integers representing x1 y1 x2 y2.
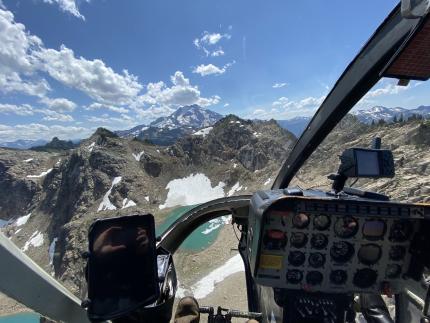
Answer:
86 214 159 321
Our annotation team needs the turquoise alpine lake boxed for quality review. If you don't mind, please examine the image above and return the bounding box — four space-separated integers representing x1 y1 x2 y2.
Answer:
0 313 40 323
156 205 230 251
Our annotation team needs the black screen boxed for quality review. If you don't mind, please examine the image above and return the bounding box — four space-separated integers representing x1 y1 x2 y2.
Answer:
87 214 159 320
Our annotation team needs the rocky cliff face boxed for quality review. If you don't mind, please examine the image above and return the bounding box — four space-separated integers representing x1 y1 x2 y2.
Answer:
0 116 295 296
291 116 430 203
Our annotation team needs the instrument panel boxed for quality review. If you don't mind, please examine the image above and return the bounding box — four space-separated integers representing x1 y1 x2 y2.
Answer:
250 192 426 294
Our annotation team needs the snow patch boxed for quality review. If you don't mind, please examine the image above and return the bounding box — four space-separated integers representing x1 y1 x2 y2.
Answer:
159 173 225 209
55 159 61 166
156 149 160 153
144 196 150 202
98 177 122 212
27 169 53 178
16 213 31 226
227 182 243 197
86 142 96 152
202 216 231 235
192 127 213 137
264 178 271 186
14 228 22 235
233 163 237 169
22 231 44 252
132 151 145 161
24 158 33 163
192 254 244 299
49 237 58 265
122 198 137 209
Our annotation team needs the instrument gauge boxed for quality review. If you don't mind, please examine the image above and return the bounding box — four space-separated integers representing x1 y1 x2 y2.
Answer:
362 220 386 240
386 264 402 279
330 270 347 285
309 252 325 268
389 245 406 261
290 232 308 248
389 220 413 242
311 233 328 250
330 241 354 263
353 269 377 288
306 271 323 285
358 244 382 265
288 251 305 267
286 270 303 284
334 217 358 238
314 214 331 230
292 213 310 229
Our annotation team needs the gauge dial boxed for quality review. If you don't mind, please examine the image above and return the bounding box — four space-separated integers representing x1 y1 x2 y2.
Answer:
263 230 287 250
309 252 325 268
311 233 328 250
389 220 412 242
389 245 406 261
353 269 377 288
306 271 323 285
314 214 331 230
386 264 402 279
292 213 310 229
362 220 386 240
290 232 308 248
358 244 382 265
334 217 358 238
330 270 347 285
288 251 305 267
287 270 303 284
330 241 355 263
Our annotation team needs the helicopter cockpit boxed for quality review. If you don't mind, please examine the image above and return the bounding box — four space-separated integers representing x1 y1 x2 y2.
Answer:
1 1 430 323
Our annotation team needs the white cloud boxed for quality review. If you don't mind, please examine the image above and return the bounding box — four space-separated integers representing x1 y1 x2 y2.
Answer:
39 97 76 112
192 62 234 77
193 31 231 56
211 49 225 57
0 123 91 141
353 79 421 110
42 0 88 20
86 113 135 129
224 103 229 108
85 102 129 114
0 103 34 116
273 83 287 88
35 45 143 105
249 95 326 120
134 71 220 109
1 6 143 106
38 109 74 122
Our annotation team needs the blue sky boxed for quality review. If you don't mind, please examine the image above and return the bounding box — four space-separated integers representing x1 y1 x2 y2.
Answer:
0 0 429 141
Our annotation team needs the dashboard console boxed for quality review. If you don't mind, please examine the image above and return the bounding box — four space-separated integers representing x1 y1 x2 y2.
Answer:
247 189 430 295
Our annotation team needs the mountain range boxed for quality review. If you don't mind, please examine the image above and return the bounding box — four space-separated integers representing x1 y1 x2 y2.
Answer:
1 104 430 149
352 105 430 124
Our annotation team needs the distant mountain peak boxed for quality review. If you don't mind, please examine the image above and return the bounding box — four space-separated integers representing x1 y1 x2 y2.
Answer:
116 105 223 145
352 105 430 124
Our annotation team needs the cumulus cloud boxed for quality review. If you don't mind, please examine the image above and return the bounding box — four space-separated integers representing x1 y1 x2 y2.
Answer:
38 109 74 122
35 45 143 105
43 0 89 20
194 31 231 56
0 7 143 105
250 95 326 120
39 97 77 112
0 103 34 116
0 123 90 141
85 102 129 114
273 83 287 88
192 62 234 76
